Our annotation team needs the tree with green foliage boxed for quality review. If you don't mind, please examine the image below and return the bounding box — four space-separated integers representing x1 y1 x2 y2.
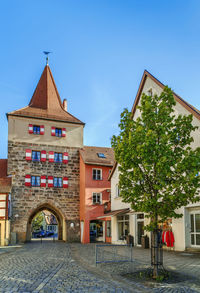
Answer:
32 212 44 232
111 87 200 278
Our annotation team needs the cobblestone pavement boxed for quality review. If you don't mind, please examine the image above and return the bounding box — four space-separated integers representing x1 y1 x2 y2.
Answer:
71 243 200 293
0 242 200 293
0 241 137 293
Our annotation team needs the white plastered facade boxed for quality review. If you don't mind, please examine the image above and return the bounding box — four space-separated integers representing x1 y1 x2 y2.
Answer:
111 75 200 251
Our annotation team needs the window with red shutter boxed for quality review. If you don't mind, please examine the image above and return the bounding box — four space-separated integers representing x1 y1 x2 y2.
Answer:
51 127 55 136
48 176 54 187
40 176 46 187
25 149 32 161
41 150 46 162
28 124 33 134
40 125 45 135
25 175 31 187
63 152 68 164
49 151 54 162
63 177 68 188
62 128 66 137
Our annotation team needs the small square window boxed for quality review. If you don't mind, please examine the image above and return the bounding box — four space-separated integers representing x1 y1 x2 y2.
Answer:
33 125 41 135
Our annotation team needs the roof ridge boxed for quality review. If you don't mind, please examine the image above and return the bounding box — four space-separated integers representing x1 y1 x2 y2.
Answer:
131 70 200 121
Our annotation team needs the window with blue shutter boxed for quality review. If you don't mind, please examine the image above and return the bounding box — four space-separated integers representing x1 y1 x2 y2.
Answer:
54 153 63 163
31 176 40 187
32 151 41 162
53 177 63 187
55 128 62 137
33 125 41 134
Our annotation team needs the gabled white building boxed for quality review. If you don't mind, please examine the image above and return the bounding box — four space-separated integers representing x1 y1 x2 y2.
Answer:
109 70 200 251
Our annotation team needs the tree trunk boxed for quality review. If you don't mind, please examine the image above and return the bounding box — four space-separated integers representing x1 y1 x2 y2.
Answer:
152 230 159 278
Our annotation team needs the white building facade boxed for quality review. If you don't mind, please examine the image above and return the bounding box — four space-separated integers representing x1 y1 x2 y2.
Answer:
110 70 200 251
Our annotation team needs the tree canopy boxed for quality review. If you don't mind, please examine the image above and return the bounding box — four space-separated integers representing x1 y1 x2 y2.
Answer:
111 87 200 231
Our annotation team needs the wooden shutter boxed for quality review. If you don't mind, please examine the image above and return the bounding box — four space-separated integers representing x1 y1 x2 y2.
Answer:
40 125 45 135
63 177 68 188
48 176 54 187
28 124 33 134
63 152 68 164
25 175 31 187
51 127 55 136
41 150 46 162
62 128 66 137
25 149 32 161
49 151 54 162
40 176 46 187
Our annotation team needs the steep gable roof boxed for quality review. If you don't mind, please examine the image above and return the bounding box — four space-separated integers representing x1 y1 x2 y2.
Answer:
131 70 200 120
80 146 114 167
7 65 84 125
109 70 200 181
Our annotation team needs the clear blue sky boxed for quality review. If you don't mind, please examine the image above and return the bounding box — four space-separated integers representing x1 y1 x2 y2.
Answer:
0 1 200 158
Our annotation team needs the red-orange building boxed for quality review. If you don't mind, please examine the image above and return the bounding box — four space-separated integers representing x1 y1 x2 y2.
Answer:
80 146 114 243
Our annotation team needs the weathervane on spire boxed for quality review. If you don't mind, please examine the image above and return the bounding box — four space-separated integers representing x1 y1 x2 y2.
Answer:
43 51 52 65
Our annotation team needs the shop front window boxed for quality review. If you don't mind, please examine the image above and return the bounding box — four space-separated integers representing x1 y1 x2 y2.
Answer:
117 215 129 240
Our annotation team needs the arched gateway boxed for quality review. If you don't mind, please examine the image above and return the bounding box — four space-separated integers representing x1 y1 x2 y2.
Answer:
7 64 84 243
26 202 65 241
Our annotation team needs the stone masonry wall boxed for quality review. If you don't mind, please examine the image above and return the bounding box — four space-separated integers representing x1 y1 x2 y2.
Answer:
8 140 80 243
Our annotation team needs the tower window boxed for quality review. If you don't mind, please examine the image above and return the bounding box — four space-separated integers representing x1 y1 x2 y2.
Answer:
54 177 63 188
32 151 41 162
31 176 40 187
33 125 41 134
54 153 63 163
55 128 62 137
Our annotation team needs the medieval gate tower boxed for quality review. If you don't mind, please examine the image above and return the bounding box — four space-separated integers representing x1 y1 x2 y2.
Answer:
7 64 84 242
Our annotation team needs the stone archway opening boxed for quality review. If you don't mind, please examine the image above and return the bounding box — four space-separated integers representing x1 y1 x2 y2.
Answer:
26 203 64 242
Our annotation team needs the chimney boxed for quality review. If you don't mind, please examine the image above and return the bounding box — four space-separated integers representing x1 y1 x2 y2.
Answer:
63 99 67 112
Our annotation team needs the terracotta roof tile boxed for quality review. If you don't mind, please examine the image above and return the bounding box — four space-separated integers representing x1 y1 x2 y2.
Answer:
80 146 114 166
7 65 84 125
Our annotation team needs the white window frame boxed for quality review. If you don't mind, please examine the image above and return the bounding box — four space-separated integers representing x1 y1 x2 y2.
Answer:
92 192 102 205
92 168 102 180
115 184 120 198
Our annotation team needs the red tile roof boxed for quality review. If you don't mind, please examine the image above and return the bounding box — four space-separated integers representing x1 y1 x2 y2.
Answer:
7 65 84 125
80 146 114 166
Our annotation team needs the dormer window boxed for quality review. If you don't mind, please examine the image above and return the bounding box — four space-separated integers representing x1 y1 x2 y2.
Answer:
97 153 106 158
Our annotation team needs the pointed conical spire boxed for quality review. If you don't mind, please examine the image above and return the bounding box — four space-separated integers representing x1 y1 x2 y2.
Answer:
7 65 84 125
29 65 63 111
